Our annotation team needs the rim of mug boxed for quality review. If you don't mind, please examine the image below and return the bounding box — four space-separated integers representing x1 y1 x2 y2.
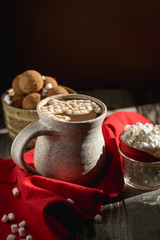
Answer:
37 94 107 124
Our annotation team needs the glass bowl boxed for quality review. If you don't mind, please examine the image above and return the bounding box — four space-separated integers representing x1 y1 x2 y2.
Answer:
119 148 160 190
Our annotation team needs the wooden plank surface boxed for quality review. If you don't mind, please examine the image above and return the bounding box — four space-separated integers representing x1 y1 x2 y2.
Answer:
1 88 160 240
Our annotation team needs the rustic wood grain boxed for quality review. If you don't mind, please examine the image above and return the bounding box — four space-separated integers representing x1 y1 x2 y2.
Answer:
137 103 160 124
124 188 160 240
77 198 133 240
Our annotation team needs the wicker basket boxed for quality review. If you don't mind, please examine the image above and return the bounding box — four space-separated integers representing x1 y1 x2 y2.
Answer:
1 86 77 148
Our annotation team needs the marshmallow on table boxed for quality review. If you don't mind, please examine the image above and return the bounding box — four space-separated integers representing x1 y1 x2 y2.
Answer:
1 214 8 223
12 187 21 197
67 198 74 204
26 235 33 240
8 213 16 221
94 214 102 223
11 224 18 233
6 234 16 240
18 227 26 237
19 220 26 227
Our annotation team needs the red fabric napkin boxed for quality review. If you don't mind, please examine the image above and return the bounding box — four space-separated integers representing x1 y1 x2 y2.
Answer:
0 111 152 240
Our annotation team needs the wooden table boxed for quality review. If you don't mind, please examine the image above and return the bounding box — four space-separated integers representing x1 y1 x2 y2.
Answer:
1 88 160 240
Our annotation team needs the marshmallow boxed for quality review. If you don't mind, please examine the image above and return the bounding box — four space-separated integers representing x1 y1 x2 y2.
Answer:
94 214 102 223
72 110 81 115
40 98 102 122
18 227 26 237
26 235 33 240
12 187 21 197
19 220 26 227
8 88 15 97
6 234 16 240
86 106 93 111
1 214 8 223
94 107 101 114
4 94 12 105
54 108 62 114
42 75 45 80
11 224 18 233
140 142 149 149
67 198 74 204
55 115 71 121
45 83 53 89
8 213 16 221
122 122 160 156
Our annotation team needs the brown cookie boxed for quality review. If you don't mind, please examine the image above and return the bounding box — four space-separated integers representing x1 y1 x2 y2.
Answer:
22 93 41 110
19 70 43 94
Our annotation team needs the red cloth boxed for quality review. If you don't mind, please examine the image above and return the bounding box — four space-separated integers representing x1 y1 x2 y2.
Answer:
0 111 152 240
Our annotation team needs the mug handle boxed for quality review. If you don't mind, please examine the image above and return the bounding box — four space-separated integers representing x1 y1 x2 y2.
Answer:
11 120 59 175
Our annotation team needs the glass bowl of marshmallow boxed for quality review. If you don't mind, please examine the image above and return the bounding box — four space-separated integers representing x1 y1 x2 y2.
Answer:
119 122 160 190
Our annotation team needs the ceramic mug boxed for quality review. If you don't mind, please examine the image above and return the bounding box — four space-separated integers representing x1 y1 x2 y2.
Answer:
11 94 107 185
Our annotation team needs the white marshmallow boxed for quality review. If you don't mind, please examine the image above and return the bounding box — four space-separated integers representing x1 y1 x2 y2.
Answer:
146 135 153 143
11 224 18 233
94 214 102 223
132 135 138 141
84 102 92 106
18 227 26 237
124 125 131 131
93 107 101 114
48 105 54 110
61 107 69 111
45 83 53 89
1 214 8 223
41 88 47 97
123 123 160 155
8 88 15 96
72 107 79 111
19 220 26 227
12 187 20 197
8 213 16 221
140 142 149 149
79 106 86 110
134 141 141 148
67 198 74 203
152 129 158 135
149 143 155 149
136 122 143 128
48 99 54 105
65 109 72 115
54 109 62 114
72 110 81 115
80 110 89 114
26 235 33 240
126 139 134 146
4 94 12 105
41 106 48 110
6 234 16 240
55 115 71 121
86 106 93 111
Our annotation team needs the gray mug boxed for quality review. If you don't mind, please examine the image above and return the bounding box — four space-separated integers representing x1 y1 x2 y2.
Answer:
11 94 107 185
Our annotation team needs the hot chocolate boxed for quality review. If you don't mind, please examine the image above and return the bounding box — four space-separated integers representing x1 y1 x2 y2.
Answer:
40 97 102 122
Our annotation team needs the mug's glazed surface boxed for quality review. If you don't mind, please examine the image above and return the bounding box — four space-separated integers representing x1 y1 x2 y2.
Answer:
11 94 107 185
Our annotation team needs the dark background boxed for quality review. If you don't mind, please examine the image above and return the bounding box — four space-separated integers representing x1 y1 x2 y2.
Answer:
1 0 160 95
